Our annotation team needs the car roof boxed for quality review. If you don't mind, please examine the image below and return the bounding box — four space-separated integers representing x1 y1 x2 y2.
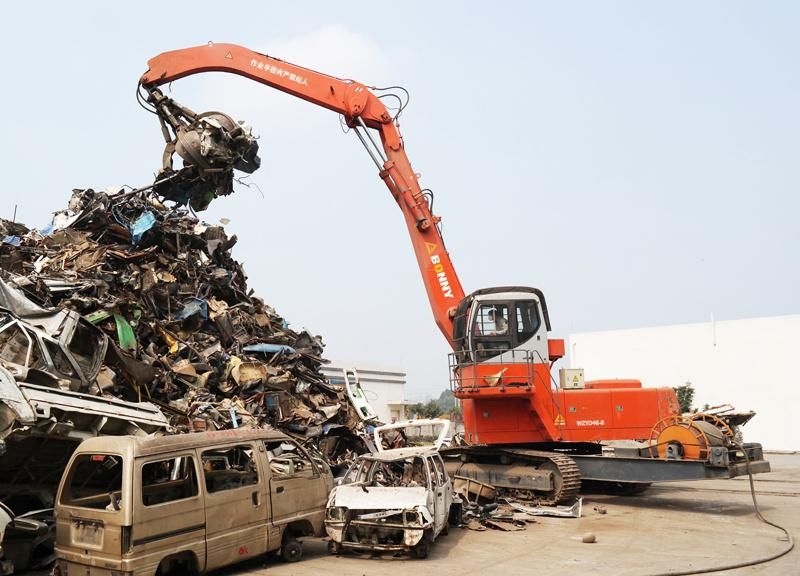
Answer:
75 428 289 458
360 446 440 462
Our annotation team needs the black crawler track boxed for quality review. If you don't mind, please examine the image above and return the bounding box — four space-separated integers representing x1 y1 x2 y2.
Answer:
441 446 582 505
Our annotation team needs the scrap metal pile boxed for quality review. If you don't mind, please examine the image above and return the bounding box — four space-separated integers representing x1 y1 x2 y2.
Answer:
0 186 370 471
0 101 375 574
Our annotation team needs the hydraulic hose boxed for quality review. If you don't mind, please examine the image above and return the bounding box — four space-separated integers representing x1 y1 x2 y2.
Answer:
646 444 794 576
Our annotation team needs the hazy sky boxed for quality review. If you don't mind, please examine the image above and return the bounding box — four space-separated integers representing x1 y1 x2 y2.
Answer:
2 2 797 400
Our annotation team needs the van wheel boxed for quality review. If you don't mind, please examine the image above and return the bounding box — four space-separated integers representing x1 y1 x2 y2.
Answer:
282 538 303 562
156 553 198 576
412 531 431 559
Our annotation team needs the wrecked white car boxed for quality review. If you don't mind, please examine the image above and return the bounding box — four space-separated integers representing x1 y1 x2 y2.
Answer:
325 420 454 558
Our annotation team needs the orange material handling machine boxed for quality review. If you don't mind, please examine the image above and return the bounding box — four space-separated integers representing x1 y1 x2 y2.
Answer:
139 43 769 503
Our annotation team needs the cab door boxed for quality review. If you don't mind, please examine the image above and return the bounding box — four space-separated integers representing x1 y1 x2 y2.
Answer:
468 298 548 363
200 442 268 570
468 301 514 361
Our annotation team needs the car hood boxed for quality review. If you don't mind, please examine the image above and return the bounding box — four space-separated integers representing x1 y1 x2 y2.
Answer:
332 485 429 511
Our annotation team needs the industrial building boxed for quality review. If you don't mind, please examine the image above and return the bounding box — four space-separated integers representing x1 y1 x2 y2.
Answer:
320 363 410 423
568 313 800 451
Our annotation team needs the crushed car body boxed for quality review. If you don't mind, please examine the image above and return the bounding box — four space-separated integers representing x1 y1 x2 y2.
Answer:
0 281 170 574
0 280 170 450
326 420 453 558
0 97 382 572
0 184 384 572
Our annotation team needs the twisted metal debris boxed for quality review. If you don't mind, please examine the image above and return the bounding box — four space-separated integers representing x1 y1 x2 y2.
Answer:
0 186 372 471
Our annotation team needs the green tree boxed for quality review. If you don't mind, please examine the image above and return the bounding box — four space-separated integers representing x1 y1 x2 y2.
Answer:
410 400 441 419
411 389 463 419
673 382 695 413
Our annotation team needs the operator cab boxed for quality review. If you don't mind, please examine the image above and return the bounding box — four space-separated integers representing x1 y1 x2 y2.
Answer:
452 287 551 364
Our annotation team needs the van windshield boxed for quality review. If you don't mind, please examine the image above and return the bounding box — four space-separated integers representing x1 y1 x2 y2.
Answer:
61 454 124 511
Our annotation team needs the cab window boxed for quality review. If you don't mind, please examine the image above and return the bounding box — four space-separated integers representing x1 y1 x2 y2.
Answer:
201 445 258 493
265 440 317 479
475 304 510 336
142 456 199 506
61 454 124 510
472 303 513 361
515 301 541 343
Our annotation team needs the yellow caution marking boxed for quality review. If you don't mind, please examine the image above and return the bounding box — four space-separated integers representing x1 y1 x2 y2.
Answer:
425 242 437 255
225 51 233 59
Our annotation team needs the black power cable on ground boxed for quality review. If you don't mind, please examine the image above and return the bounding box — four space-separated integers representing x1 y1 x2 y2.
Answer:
647 445 794 576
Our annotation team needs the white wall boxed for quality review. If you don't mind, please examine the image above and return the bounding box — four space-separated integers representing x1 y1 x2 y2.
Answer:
320 363 407 424
569 314 800 451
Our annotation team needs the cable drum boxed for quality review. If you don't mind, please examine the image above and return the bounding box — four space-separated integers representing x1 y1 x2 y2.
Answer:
690 420 727 447
650 415 729 461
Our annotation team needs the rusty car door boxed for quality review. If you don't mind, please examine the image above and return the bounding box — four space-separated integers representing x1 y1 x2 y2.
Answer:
266 439 329 529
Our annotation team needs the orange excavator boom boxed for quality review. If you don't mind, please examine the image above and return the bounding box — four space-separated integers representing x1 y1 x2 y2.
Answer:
140 42 464 344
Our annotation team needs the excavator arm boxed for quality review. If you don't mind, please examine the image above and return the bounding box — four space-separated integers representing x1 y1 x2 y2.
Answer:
141 42 464 345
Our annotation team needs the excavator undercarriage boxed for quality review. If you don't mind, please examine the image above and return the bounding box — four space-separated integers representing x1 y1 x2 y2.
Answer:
442 447 582 505
441 411 769 505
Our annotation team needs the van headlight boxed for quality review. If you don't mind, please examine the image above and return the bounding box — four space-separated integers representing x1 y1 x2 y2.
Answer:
326 506 347 521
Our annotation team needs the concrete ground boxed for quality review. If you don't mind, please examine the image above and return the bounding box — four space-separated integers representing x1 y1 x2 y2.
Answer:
224 453 799 576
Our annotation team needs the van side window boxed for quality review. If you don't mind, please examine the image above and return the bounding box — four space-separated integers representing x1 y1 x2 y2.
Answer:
141 456 198 506
265 440 317 479
201 445 258 493
60 454 123 511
